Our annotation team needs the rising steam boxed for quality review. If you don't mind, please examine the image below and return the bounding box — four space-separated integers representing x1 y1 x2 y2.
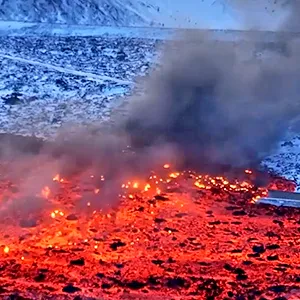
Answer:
1 2 300 211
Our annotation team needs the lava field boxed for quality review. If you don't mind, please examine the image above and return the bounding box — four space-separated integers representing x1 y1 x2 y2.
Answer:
0 159 299 300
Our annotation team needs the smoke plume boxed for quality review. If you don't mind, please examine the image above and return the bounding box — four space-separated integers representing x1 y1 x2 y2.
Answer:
2 1 300 212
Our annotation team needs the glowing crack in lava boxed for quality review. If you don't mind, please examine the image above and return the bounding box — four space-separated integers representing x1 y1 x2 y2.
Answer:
0 163 298 299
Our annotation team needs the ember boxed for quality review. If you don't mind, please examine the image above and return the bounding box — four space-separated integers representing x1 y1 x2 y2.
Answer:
0 161 299 299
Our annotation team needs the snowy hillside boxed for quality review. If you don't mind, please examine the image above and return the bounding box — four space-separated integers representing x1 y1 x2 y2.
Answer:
0 0 294 30
0 0 156 27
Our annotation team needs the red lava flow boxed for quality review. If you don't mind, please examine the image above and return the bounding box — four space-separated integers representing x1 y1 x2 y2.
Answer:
0 163 299 299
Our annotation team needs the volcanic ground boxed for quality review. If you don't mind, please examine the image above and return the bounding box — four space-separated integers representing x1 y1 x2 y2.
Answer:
0 158 299 299
0 33 300 299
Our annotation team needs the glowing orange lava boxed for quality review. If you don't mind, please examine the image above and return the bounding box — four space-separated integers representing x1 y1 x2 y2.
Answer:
0 163 297 299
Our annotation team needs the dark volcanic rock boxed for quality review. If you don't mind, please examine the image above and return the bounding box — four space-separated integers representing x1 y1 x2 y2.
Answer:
126 280 146 290
2 92 24 105
62 284 81 293
154 194 169 201
236 274 248 281
268 285 287 293
96 273 105 278
66 214 78 221
154 217 166 223
252 244 265 254
267 254 279 261
70 258 85 266
166 277 187 289
34 273 46 282
147 275 160 285
109 240 126 250
266 244 280 250
101 283 112 289
232 210 247 216
223 263 233 271
152 259 164 265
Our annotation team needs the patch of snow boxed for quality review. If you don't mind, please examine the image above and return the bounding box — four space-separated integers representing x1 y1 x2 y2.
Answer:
262 133 300 191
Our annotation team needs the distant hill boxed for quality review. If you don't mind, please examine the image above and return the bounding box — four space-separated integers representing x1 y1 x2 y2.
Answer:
0 0 296 30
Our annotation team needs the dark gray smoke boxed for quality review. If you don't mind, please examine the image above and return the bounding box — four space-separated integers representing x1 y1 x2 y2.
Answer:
124 33 300 172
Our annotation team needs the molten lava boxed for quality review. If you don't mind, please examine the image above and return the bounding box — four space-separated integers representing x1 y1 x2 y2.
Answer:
0 163 299 299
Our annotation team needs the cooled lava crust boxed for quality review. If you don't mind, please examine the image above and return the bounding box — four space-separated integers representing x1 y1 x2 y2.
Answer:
0 137 299 299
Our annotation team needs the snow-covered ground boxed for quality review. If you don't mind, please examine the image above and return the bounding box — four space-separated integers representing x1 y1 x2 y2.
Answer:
0 25 300 190
0 35 157 138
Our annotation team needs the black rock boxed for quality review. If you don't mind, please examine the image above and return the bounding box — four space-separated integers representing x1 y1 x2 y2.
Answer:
2 92 24 105
231 221 242 225
247 253 261 258
227 291 234 297
34 273 46 282
234 268 246 275
268 285 287 293
154 218 166 223
56 78 69 89
152 259 164 265
117 51 127 61
208 220 221 225
265 231 281 239
223 263 233 271
148 275 160 285
242 260 253 266
252 244 265 254
166 277 187 288
267 254 279 261
66 214 78 221
62 284 81 293
231 249 243 253
126 280 146 290
235 296 246 300
70 258 85 266
109 240 126 251
96 273 105 278
266 244 280 250
154 194 169 201
101 283 112 289
167 257 176 263
236 274 248 281
232 210 247 216
7 294 28 300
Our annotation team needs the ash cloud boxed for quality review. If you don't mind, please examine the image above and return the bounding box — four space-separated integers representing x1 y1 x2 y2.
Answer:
2 2 300 212
124 33 300 172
